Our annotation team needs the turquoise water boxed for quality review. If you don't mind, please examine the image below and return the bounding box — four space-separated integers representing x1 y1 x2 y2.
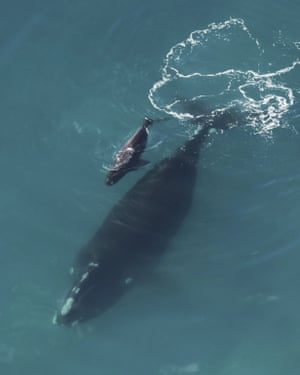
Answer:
1 0 300 374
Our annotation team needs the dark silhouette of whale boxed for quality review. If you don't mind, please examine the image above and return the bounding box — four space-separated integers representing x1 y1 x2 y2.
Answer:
54 122 214 326
105 117 153 185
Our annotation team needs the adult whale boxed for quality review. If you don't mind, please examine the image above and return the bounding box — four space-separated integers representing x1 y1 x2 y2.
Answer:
54 122 214 326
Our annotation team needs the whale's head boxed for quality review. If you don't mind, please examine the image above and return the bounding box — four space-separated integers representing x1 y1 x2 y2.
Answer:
53 262 103 326
53 261 127 326
105 167 126 186
53 296 81 326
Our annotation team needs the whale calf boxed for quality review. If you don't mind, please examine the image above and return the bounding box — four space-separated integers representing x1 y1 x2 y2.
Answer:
54 121 217 326
105 117 153 185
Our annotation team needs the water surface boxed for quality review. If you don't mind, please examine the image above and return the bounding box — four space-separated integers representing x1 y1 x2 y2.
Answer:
1 1 300 374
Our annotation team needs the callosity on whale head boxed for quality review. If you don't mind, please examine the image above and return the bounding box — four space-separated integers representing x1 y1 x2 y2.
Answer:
53 262 103 325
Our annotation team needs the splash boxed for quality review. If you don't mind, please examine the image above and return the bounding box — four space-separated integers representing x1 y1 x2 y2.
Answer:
149 18 300 135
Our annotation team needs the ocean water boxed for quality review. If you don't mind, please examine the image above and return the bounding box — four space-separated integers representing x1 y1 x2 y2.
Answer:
1 0 300 374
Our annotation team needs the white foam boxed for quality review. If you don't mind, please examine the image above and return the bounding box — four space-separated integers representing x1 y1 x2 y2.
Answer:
148 18 299 135
73 121 83 134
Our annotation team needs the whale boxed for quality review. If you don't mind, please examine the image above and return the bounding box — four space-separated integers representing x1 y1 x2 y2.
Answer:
54 121 217 326
105 117 153 185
